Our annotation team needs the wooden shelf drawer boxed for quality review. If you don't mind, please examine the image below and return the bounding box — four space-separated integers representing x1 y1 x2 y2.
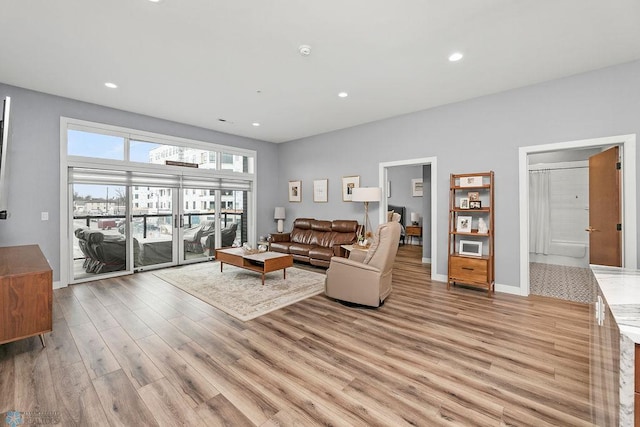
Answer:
449 255 488 283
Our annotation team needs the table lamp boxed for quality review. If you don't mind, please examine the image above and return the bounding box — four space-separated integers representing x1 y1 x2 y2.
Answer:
411 212 420 226
274 207 286 232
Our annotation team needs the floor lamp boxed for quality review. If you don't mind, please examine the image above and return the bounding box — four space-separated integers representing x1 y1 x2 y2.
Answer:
351 187 381 245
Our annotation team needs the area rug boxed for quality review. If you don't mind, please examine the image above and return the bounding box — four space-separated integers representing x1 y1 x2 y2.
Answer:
153 262 326 321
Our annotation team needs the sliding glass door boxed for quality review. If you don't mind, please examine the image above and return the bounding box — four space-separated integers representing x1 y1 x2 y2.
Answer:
62 118 256 286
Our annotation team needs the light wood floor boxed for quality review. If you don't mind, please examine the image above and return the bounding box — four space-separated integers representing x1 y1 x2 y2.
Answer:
0 245 597 426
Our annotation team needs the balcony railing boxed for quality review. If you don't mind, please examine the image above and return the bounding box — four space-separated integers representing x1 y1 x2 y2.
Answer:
74 211 244 239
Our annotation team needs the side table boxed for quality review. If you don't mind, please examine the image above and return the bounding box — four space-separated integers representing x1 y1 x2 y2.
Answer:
405 226 423 245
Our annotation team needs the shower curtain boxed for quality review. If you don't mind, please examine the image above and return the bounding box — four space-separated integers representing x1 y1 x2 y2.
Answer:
529 169 550 254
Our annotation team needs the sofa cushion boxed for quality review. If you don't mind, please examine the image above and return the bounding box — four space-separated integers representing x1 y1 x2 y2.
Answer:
289 243 314 257
293 218 314 229
311 220 332 232
308 246 334 261
332 220 358 233
270 241 293 253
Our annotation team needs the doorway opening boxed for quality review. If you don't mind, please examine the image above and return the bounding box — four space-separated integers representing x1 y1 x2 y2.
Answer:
379 157 438 282
518 134 637 297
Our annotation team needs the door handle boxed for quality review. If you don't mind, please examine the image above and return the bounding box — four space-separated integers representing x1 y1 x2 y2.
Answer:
585 226 598 232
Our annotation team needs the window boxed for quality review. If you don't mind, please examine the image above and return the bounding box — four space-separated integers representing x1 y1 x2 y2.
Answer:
68 130 124 160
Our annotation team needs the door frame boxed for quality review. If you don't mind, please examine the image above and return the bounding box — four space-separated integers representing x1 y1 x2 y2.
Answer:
518 134 637 296
378 156 440 282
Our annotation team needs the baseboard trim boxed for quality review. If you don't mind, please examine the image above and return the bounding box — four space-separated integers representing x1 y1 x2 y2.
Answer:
432 273 448 283
53 280 66 289
422 257 431 264
495 283 522 295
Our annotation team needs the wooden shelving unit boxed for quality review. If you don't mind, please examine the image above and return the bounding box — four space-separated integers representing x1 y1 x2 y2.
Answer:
447 171 495 295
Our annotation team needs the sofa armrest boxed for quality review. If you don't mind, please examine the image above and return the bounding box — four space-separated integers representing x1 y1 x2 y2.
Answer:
348 249 368 263
327 256 379 273
268 232 291 243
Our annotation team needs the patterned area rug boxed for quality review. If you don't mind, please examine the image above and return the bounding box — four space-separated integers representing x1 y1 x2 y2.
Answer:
153 262 326 321
529 262 595 304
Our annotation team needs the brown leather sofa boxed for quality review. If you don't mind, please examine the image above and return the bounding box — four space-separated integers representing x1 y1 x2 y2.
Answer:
268 218 359 267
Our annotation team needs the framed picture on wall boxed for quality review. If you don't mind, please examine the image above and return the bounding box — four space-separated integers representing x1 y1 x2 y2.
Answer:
288 180 302 202
411 179 423 197
313 179 328 202
342 175 360 201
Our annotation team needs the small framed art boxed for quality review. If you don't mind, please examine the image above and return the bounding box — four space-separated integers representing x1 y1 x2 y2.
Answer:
469 200 482 209
313 179 328 203
459 198 469 209
411 179 423 197
459 240 483 257
468 191 480 201
288 180 302 202
460 176 483 188
456 216 472 233
342 175 360 201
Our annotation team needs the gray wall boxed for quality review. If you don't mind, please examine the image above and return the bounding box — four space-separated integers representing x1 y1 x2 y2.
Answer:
0 83 280 282
277 59 640 290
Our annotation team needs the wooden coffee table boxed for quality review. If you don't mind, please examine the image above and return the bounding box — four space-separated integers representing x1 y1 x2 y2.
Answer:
214 247 293 285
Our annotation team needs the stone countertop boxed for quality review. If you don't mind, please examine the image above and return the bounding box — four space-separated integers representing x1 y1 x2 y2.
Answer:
591 264 640 343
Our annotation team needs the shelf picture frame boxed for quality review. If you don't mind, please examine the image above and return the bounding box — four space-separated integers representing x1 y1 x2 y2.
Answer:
469 200 482 209
459 240 483 257
468 191 480 201
459 197 469 209
313 179 328 203
288 180 302 202
456 215 472 233
460 176 483 188
342 175 360 202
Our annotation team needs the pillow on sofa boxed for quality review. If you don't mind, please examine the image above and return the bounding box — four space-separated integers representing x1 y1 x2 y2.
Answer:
387 210 395 222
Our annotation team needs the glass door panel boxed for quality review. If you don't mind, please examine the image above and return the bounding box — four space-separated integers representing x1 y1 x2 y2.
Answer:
181 188 216 262
132 186 175 269
218 189 246 249
72 184 128 281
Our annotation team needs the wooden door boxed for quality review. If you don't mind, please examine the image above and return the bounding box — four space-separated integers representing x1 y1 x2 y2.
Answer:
588 146 621 267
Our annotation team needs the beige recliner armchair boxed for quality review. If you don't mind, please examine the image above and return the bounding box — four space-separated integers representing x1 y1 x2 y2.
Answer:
325 221 402 307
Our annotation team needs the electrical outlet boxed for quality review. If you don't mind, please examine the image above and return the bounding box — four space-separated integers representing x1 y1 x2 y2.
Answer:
41 212 49 221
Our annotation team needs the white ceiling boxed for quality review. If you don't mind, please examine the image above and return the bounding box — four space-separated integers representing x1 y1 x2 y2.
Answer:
1 1 640 143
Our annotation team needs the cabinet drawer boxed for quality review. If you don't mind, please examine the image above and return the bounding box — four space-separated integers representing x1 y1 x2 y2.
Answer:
449 256 488 282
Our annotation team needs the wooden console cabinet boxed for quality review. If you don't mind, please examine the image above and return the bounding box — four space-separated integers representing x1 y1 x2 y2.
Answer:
0 245 52 346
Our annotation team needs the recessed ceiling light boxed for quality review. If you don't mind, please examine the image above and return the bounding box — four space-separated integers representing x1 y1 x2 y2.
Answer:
338 92 348 98
448 52 463 62
148 0 161 3
252 122 260 127
104 82 118 89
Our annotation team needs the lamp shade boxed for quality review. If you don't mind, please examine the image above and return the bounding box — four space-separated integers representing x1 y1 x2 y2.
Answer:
410 212 420 223
274 207 286 220
351 187 381 202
